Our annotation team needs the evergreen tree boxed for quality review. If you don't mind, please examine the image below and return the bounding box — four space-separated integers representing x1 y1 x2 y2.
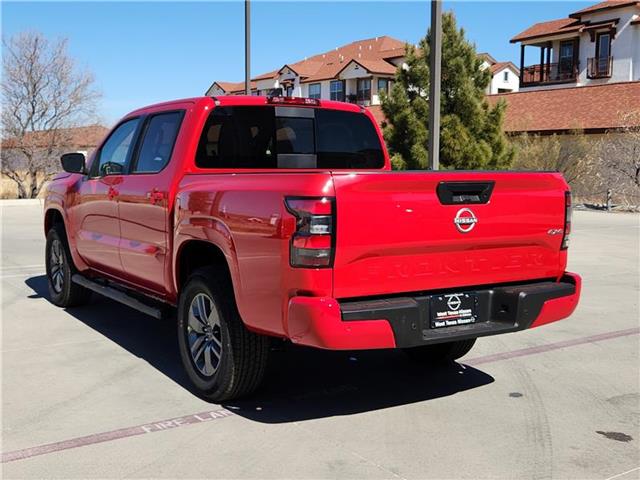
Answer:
381 12 514 170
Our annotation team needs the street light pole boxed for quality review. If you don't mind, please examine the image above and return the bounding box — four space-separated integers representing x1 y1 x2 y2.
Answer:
428 0 442 170
245 0 251 95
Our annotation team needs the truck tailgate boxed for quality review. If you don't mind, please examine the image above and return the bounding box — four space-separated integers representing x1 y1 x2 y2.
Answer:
331 171 568 299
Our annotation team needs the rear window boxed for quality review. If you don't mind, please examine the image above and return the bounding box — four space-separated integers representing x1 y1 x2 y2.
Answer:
196 106 384 169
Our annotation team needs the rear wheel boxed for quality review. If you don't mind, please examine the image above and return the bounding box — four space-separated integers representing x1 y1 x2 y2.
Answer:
403 339 477 364
177 267 269 401
45 224 92 307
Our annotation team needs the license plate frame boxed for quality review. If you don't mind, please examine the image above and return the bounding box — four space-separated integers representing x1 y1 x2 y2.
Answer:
430 293 478 329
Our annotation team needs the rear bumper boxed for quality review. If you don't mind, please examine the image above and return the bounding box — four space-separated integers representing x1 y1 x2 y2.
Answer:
286 272 581 350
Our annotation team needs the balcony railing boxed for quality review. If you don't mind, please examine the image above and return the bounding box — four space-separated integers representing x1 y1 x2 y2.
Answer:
346 94 371 106
521 61 579 87
587 56 613 79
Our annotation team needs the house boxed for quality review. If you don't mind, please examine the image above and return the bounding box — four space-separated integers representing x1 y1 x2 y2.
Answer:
479 53 521 94
1 124 109 198
209 36 519 109
511 0 640 90
1 125 109 158
207 36 407 106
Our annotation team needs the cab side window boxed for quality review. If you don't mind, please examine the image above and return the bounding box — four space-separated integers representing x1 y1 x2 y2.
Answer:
196 107 276 168
133 111 184 174
93 118 140 176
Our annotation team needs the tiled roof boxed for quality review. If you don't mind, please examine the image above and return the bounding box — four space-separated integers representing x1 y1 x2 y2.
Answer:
487 81 640 133
214 81 257 94
2 125 109 149
367 105 386 126
569 0 639 18
489 61 520 75
253 70 278 81
510 18 583 43
479 52 498 65
354 58 397 75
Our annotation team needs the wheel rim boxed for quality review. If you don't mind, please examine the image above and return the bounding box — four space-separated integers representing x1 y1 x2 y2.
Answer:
49 239 65 294
187 293 223 377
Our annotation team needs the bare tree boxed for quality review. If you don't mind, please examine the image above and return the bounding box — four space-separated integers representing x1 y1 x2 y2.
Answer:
601 112 640 198
576 112 640 209
510 131 598 185
1 31 100 198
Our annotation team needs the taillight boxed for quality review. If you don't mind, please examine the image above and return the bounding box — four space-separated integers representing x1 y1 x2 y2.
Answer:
285 196 335 268
562 191 572 250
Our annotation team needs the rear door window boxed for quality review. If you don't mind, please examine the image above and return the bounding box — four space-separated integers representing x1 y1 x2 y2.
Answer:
133 111 184 173
196 106 384 169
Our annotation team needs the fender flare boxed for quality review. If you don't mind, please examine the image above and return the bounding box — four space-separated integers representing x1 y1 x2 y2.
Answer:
43 201 89 272
173 216 243 310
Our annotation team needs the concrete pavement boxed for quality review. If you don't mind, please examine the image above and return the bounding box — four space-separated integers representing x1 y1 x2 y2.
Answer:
1 204 638 479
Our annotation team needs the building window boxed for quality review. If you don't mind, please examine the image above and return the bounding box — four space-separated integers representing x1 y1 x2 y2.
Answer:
377 78 391 95
309 83 321 99
357 78 371 102
285 85 294 97
503 71 509 82
596 32 611 70
330 80 345 101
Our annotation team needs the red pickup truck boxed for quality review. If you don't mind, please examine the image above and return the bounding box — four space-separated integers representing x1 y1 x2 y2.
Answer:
44 95 581 401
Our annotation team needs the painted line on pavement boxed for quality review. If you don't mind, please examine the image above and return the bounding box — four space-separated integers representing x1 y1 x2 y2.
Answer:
0 264 44 271
1 409 234 463
465 327 639 366
1 272 45 279
2 327 638 464
604 466 640 480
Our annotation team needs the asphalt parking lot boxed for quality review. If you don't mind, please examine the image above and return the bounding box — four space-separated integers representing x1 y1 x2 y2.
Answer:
1 203 638 479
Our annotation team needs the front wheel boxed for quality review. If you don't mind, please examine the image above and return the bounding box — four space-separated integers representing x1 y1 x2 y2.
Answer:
177 267 269 401
403 339 477 364
45 224 92 307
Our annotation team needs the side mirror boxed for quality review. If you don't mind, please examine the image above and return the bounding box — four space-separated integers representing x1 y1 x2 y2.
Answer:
60 152 86 174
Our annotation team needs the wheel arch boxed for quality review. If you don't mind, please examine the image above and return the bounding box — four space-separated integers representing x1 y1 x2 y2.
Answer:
174 239 243 314
44 206 89 272
44 207 65 236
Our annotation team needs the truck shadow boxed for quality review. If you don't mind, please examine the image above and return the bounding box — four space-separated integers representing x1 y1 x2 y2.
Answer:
26 275 494 423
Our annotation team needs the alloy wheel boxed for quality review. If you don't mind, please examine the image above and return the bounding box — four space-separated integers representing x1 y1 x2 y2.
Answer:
187 293 223 377
49 239 65 294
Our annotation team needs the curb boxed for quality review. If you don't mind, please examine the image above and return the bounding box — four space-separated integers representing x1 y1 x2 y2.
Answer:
0 199 44 207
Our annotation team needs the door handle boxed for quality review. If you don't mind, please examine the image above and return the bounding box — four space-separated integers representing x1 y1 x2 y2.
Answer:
146 189 164 205
108 186 118 200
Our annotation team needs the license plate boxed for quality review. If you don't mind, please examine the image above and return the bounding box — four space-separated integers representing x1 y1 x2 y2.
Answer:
430 293 478 328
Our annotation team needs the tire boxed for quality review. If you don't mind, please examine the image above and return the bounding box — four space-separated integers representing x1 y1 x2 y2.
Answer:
177 267 269 402
45 223 92 307
403 339 477 364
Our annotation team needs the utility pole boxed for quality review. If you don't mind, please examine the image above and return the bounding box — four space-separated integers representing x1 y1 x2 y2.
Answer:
428 0 442 170
245 0 251 95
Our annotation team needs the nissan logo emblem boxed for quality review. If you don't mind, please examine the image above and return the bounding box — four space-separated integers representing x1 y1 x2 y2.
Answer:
446 294 462 311
454 208 478 233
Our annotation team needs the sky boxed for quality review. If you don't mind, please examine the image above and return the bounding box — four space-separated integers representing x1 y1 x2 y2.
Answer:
2 0 594 124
